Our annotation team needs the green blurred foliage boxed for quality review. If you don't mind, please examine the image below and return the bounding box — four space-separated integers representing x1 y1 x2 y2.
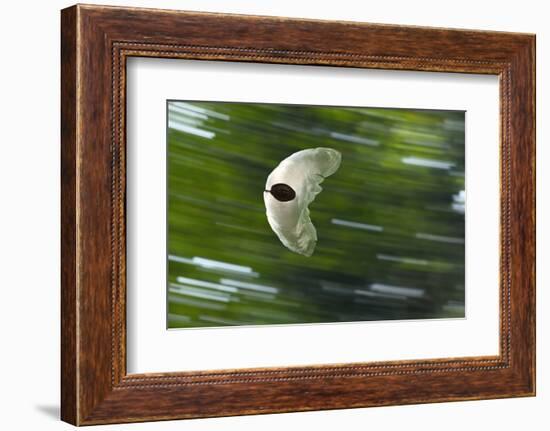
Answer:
167 101 465 328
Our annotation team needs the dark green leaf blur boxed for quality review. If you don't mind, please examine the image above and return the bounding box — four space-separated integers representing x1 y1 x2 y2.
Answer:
167 101 465 329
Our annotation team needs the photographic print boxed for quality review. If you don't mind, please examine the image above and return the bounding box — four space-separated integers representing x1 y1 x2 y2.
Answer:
60 7 535 423
167 101 465 329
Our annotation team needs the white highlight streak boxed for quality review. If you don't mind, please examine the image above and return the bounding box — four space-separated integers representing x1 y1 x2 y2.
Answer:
168 255 255 275
169 104 208 120
402 156 454 170
331 218 383 232
376 254 428 265
416 232 465 244
220 278 279 294
330 132 379 146
370 283 425 298
168 120 215 139
171 101 230 121
168 255 194 264
193 257 254 274
176 276 237 293
169 284 231 302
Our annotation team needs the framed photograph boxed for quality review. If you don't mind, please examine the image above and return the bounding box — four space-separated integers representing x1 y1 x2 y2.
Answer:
61 4 535 425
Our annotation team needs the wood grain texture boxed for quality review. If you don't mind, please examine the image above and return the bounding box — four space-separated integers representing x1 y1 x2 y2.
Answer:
60 4 536 425
60 6 78 425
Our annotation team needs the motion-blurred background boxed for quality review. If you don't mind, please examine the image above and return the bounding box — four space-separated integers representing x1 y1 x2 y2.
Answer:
167 101 465 328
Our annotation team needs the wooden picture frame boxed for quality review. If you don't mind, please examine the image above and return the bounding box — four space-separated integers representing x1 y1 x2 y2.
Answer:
61 4 535 425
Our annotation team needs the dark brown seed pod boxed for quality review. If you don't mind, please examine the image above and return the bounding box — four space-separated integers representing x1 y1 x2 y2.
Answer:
266 183 296 202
